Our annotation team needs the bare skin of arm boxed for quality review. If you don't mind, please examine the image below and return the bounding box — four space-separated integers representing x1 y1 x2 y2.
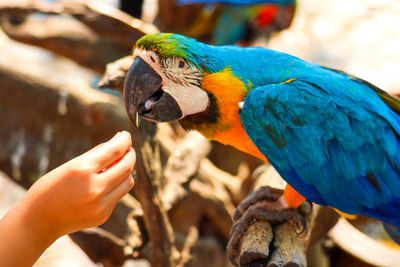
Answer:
0 131 136 267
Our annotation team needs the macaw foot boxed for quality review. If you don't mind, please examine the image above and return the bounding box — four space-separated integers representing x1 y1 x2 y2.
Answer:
227 186 312 266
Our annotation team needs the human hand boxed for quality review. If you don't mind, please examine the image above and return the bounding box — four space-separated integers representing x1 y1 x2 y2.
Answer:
0 131 135 267
27 131 136 237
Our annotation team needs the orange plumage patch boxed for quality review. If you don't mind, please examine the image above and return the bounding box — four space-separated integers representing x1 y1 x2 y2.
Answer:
283 184 306 208
200 68 266 161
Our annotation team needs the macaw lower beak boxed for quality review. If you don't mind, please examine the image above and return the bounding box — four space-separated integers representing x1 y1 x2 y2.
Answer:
123 57 183 126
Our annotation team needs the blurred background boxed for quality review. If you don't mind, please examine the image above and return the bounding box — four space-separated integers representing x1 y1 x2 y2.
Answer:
1 0 400 266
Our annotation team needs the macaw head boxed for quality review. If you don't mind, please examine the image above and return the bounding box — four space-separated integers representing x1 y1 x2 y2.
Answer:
123 33 223 128
123 33 267 159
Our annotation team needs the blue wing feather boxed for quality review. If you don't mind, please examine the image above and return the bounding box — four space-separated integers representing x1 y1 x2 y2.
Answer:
241 77 400 227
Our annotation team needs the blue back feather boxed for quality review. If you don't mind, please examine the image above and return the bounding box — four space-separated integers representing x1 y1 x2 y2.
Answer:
240 73 400 227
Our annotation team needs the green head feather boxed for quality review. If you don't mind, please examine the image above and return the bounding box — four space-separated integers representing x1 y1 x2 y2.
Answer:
136 33 187 59
135 33 221 73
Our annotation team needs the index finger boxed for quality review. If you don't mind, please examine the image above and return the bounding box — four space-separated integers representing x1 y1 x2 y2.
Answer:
88 131 132 172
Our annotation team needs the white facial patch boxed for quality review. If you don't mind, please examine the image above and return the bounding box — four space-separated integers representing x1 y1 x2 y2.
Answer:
133 48 209 118
161 57 209 117
163 82 209 118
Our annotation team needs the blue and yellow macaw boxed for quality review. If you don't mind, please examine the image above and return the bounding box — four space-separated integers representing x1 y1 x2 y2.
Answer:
177 0 296 45
123 33 400 244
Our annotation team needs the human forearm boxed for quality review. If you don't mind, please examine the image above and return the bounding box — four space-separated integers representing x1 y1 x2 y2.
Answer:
0 197 58 267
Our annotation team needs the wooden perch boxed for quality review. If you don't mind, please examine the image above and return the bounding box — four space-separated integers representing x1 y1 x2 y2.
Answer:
238 221 273 264
0 0 158 73
229 167 339 267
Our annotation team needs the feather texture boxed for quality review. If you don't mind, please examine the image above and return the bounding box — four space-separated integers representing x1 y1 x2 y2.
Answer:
136 33 400 230
241 76 400 227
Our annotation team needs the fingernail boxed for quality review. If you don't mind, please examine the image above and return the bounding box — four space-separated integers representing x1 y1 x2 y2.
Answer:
129 174 135 184
120 131 131 139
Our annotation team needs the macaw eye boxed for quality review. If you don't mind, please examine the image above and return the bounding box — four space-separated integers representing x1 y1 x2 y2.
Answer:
178 60 185 68
150 56 156 63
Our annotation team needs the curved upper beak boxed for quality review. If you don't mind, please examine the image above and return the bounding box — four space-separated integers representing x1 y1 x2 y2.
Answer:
123 56 183 127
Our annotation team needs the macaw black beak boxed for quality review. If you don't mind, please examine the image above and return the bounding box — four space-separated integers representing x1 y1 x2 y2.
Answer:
123 56 183 126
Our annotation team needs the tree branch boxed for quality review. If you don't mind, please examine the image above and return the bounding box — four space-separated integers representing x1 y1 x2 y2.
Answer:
133 121 178 267
69 228 128 267
98 55 134 92
0 0 157 73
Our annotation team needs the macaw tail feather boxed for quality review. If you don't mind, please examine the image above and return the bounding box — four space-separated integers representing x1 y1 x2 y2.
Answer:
383 223 400 245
